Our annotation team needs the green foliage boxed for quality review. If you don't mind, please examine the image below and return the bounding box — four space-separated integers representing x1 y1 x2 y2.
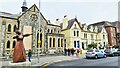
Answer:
112 45 119 48
88 43 97 49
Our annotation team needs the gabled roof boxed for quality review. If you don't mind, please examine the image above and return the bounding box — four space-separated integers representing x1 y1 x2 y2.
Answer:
18 4 48 24
81 23 86 28
61 18 82 31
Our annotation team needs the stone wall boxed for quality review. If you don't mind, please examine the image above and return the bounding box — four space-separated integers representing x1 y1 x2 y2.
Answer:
0 43 3 57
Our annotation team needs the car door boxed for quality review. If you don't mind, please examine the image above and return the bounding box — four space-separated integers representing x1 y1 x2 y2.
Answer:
100 51 104 57
95 50 101 57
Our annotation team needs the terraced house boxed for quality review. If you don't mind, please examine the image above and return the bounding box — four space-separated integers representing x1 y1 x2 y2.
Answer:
60 16 108 51
90 21 120 47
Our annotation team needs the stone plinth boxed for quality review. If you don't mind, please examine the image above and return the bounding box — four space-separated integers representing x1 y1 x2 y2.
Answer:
9 61 31 66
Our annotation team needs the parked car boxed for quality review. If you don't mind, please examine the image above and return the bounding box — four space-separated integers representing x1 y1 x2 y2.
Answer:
47 50 57 54
104 48 118 56
86 49 106 59
116 49 120 56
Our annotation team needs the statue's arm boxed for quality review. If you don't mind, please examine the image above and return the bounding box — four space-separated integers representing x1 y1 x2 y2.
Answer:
23 34 32 37
13 36 18 39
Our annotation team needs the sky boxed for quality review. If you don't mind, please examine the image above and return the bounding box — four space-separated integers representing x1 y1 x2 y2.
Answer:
0 0 119 25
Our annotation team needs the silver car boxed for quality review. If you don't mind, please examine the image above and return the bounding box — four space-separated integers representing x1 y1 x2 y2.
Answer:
86 49 106 59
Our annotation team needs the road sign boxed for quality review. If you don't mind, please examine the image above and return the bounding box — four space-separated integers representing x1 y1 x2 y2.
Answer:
38 40 41 45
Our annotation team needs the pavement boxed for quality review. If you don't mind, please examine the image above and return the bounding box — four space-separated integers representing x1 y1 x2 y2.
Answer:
0 54 85 67
33 54 85 66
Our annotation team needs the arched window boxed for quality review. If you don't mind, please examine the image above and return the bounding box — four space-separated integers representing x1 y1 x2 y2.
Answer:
74 31 76 36
48 29 50 33
58 38 60 47
49 38 52 47
103 35 105 39
13 25 16 32
61 39 63 47
7 40 10 48
8 24 11 32
77 31 79 36
74 41 76 48
40 33 42 47
13 41 16 48
53 38 55 47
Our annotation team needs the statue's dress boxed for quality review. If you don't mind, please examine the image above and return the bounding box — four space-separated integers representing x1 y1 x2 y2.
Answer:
13 34 31 63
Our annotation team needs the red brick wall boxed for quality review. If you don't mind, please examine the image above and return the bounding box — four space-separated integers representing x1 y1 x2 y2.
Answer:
105 26 117 46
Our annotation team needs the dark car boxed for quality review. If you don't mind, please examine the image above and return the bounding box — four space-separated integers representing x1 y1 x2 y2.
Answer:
116 49 120 56
104 48 117 56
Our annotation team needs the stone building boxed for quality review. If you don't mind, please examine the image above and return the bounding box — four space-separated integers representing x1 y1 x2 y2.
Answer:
0 11 19 56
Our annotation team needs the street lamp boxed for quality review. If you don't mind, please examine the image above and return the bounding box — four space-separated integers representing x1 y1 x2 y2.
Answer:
37 0 41 63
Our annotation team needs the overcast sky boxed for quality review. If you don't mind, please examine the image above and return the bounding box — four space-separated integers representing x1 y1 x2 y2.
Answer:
0 0 119 24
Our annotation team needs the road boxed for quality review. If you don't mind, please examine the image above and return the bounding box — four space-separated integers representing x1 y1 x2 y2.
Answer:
45 56 119 68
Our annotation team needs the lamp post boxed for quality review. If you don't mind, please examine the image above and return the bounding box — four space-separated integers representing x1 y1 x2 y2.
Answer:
37 0 41 63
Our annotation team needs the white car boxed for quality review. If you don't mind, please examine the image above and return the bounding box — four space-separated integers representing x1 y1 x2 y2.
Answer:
86 49 106 59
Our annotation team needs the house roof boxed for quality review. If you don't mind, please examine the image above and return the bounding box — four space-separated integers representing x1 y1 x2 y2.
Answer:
0 11 19 19
104 22 113 27
111 21 118 27
61 18 82 31
48 23 61 27
98 27 103 32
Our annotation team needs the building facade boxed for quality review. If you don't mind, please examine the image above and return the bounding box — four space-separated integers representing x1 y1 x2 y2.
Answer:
0 11 19 56
61 16 108 50
1 1 119 57
90 21 120 47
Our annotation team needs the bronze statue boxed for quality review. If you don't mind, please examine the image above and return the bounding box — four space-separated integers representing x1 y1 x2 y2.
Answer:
13 30 32 63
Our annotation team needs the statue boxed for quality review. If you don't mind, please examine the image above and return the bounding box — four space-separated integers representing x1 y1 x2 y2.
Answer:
13 29 32 63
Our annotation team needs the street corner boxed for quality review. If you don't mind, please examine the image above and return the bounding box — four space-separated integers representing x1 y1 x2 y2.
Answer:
41 62 55 68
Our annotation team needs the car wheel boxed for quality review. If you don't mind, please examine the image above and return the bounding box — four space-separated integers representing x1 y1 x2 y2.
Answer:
95 55 98 59
104 54 106 58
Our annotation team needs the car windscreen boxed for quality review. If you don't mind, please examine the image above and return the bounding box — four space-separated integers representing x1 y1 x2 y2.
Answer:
87 50 93 52
104 49 110 52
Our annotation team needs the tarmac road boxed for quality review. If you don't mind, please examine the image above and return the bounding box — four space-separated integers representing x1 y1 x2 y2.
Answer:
45 56 119 68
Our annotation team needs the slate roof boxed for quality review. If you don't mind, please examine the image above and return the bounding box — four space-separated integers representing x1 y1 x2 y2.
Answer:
111 21 118 27
61 18 81 31
104 22 113 27
0 11 19 19
98 27 103 32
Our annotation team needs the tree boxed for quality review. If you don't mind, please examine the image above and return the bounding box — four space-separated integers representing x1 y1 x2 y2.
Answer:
88 43 97 49
112 45 119 49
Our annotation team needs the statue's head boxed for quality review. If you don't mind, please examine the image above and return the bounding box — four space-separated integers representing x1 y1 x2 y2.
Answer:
15 28 21 35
